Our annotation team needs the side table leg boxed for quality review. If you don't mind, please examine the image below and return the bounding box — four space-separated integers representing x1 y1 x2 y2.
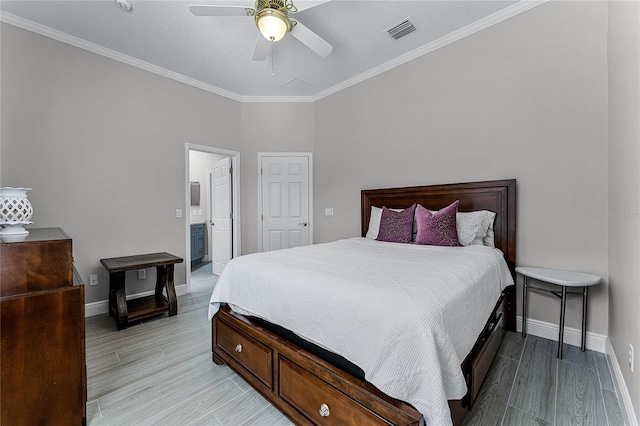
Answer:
581 286 588 351
166 264 177 316
108 275 115 317
156 264 177 317
522 275 528 337
558 285 567 359
155 265 166 299
110 271 128 330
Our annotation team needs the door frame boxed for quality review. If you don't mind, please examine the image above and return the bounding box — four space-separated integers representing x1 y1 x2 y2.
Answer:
185 143 241 292
257 152 313 252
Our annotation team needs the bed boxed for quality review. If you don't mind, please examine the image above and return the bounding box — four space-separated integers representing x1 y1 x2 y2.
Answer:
208 179 517 425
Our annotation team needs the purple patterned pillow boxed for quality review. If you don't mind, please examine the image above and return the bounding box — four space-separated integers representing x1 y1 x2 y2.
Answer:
376 204 416 243
415 201 462 246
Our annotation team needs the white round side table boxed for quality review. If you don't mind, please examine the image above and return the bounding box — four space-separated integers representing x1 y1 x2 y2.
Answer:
516 266 601 359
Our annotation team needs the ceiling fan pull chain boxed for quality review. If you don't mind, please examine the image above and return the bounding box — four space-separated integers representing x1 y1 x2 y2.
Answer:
271 42 275 75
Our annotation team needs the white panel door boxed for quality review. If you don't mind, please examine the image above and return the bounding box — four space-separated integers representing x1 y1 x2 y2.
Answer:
211 157 232 274
261 155 311 252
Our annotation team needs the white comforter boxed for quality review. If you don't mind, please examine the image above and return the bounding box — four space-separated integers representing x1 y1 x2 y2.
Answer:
208 237 514 426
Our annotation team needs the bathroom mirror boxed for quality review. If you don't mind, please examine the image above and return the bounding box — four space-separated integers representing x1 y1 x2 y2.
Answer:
190 181 200 206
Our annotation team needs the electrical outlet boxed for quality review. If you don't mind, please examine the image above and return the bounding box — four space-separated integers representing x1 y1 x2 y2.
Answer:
629 344 635 372
89 274 99 286
137 269 146 280
325 208 334 216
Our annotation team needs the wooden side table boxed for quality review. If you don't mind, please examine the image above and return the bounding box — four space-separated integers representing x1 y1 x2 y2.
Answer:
100 252 183 330
517 267 601 359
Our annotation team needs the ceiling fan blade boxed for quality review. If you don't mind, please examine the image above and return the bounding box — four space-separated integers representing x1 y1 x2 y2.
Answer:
252 35 270 62
189 5 252 17
293 0 330 12
290 21 333 57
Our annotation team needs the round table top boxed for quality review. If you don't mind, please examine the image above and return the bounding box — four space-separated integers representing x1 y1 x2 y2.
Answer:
515 267 601 287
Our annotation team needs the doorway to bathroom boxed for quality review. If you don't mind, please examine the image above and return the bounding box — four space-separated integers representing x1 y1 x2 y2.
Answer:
185 144 240 293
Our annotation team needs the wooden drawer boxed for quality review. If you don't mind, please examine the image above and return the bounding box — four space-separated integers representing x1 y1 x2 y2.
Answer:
469 312 503 404
0 228 72 296
1 285 85 425
279 356 387 426
215 318 273 389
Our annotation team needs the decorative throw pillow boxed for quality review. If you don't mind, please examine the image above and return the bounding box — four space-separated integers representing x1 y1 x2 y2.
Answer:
376 204 416 243
415 201 462 246
367 206 418 240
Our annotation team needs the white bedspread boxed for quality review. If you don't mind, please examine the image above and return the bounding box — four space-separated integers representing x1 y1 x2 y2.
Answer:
208 237 514 426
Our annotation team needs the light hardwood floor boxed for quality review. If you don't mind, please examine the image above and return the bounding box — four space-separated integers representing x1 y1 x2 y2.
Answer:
86 262 624 425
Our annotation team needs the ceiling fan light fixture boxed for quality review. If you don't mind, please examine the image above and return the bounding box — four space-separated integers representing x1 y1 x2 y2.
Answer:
256 9 290 42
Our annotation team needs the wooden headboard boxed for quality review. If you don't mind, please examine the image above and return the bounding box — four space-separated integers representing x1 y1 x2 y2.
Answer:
361 179 516 276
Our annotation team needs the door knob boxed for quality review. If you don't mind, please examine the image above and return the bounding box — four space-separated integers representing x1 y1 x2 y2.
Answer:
298 222 308 226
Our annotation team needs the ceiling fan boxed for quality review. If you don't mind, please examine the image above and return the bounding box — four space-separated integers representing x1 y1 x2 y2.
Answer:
189 0 333 61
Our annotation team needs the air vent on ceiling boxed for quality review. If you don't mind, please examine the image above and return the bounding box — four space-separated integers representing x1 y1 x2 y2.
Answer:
283 78 311 91
386 18 416 41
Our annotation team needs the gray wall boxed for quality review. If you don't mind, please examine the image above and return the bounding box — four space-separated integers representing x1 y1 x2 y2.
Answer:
608 0 640 419
240 102 315 255
313 1 610 334
0 23 241 303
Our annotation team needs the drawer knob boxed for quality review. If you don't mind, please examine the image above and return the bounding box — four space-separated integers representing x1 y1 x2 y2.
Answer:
319 403 330 417
235 344 243 353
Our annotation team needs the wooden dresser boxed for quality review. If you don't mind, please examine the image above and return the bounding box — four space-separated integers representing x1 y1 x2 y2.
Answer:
0 228 86 425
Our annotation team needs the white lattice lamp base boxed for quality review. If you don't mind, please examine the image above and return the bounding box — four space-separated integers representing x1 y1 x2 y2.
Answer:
0 187 33 236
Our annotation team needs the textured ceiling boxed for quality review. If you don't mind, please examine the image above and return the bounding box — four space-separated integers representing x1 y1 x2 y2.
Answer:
0 0 545 101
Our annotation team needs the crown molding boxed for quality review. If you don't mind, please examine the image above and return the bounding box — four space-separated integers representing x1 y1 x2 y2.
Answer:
1 1 546 103
0 11 242 102
310 0 547 102
240 95 315 103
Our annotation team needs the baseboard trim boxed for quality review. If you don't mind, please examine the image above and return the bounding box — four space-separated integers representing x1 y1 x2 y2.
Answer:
515 315 607 353
85 284 188 317
516 316 638 424
606 338 639 426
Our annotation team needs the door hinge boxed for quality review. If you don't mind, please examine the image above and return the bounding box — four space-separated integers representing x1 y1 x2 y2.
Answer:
260 168 263 175
261 214 263 221
230 212 233 219
229 167 232 175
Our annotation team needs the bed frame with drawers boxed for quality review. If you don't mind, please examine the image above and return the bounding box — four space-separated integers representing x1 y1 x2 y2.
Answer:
211 179 517 425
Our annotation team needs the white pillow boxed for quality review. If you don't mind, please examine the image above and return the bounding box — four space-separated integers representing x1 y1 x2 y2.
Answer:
365 206 383 239
483 213 497 247
457 210 496 246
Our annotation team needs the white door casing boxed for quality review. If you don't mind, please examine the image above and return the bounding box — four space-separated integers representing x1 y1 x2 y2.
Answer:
185 143 241 294
259 153 313 252
211 157 232 275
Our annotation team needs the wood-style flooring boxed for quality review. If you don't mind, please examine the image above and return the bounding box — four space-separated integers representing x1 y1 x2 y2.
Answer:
86 262 625 425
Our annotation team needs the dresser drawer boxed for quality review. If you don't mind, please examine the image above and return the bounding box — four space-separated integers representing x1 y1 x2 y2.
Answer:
1 229 73 296
469 312 503 404
215 318 273 389
279 356 387 425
